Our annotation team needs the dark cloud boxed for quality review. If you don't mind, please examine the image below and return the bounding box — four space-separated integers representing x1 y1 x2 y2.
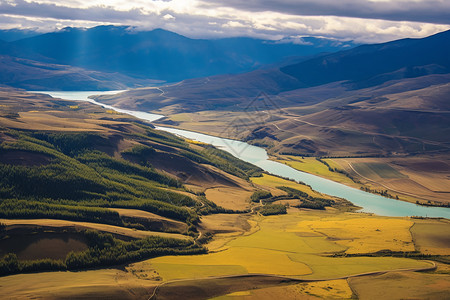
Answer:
0 0 147 23
0 0 448 43
202 0 450 25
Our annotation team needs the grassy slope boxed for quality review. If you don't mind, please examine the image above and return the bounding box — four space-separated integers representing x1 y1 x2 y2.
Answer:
0 89 261 221
1 88 449 299
0 89 264 277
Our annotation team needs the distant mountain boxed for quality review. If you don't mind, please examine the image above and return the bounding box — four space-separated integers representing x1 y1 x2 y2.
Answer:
281 29 450 89
0 55 159 91
0 28 41 42
8 25 356 82
101 29 450 113
96 29 450 157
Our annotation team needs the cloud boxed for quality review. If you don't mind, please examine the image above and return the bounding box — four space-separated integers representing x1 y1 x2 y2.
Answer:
0 0 148 23
270 36 314 45
0 0 448 43
162 14 175 21
202 0 450 25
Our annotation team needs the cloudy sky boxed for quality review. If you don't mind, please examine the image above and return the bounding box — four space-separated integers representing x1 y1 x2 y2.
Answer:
0 0 449 42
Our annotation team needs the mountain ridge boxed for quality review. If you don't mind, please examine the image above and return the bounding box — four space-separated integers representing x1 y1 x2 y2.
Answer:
5 25 357 83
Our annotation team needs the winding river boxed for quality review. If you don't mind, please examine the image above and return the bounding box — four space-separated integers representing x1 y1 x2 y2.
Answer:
32 91 450 219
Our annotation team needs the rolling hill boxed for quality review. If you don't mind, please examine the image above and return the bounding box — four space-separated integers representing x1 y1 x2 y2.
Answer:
281 29 450 88
0 87 265 276
97 29 450 112
95 29 450 158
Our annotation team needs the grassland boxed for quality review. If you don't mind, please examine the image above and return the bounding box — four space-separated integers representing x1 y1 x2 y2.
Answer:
2 209 448 298
332 156 450 206
275 154 450 206
0 89 263 277
149 91 450 208
1 89 449 299
351 162 407 179
0 268 156 299
250 173 328 199
131 211 433 283
410 219 450 255
214 279 353 299
111 208 188 234
299 217 415 254
204 187 254 211
276 156 357 186
348 270 450 300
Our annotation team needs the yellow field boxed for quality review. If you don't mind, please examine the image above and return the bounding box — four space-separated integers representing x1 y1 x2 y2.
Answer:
137 211 431 282
410 219 450 255
150 247 312 279
205 187 253 210
0 268 155 299
213 279 353 299
298 217 415 254
200 213 251 234
1 210 445 299
250 173 327 199
348 271 450 300
199 214 256 251
276 156 356 186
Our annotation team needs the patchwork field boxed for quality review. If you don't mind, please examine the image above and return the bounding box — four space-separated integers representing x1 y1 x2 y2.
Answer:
198 213 257 251
1 209 448 299
1 89 449 299
318 156 450 206
130 211 433 285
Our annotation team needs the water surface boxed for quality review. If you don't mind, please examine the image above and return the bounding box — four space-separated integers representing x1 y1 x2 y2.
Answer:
31 91 450 218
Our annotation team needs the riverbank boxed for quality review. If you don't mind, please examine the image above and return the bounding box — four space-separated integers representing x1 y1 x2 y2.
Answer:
31 91 450 218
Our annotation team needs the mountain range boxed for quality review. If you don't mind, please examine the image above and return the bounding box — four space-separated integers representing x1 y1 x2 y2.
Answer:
98 29 450 112
95 29 450 157
0 25 356 89
1 26 449 156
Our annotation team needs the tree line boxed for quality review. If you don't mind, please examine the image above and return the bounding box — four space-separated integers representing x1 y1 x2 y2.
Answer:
0 230 206 276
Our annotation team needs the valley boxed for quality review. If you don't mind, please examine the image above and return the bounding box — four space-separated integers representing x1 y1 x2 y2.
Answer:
0 24 449 299
0 87 448 299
